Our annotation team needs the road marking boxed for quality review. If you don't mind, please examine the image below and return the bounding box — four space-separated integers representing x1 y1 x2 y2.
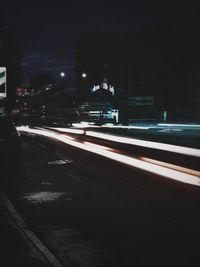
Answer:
0 190 64 267
65 172 83 183
22 192 66 204
48 160 68 165
55 152 74 164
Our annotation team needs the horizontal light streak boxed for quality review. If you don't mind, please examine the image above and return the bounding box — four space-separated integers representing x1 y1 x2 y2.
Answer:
17 127 200 187
17 126 58 138
140 157 200 177
158 123 200 128
17 126 75 141
86 131 200 158
71 123 100 128
38 126 200 158
71 123 149 129
83 141 111 151
101 125 150 129
45 124 150 130
43 127 85 134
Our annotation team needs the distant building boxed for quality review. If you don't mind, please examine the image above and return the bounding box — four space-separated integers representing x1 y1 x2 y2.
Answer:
30 73 54 91
0 19 21 112
75 28 200 123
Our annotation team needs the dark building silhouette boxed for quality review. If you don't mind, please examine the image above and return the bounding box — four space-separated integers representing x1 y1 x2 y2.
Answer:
0 17 21 112
75 19 200 122
30 73 54 91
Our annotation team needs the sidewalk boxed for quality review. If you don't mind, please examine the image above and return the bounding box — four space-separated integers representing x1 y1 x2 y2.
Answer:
0 190 54 267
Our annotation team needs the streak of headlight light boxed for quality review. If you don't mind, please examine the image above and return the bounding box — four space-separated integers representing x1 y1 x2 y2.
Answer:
41 125 149 130
158 123 200 128
140 157 200 177
101 125 150 129
43 127 85 134
17 127 200 186
83 141 111 151
17 126 75 140
71 123 100 128
17 126 58 138
85 131 200 157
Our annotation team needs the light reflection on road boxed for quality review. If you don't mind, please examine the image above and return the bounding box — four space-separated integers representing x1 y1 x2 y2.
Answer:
22 191 67 204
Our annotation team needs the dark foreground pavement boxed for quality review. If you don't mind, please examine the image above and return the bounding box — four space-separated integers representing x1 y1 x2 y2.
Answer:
0 132 200 267
0 193 51 267
0 141 58 267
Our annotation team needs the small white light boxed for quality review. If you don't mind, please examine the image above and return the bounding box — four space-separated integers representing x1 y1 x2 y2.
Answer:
60 72 65 77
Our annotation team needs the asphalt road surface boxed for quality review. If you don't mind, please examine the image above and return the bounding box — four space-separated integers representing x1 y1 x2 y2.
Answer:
3 134 200 266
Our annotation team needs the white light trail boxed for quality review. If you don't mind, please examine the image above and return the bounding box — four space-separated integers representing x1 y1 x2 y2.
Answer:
158 123 200 128
83 141 111 151
71 122 99 128
140 157 200 177
18 126 58 138
85 131 200 158
17 127 200 187
44 127 85 134
101 125 150 129
37 126 200 158
71 123 150 129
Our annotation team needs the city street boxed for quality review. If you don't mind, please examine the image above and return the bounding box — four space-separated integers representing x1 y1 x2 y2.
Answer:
1 129 200 266
1 2 200 266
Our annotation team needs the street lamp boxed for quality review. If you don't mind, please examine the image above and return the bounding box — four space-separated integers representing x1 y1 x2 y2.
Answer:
81 73 87 79
60 72 66 78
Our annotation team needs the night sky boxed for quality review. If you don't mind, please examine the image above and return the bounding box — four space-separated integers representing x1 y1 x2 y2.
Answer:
0 0 198 84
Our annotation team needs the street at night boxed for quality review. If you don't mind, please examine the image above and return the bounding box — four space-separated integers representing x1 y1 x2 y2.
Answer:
0 124 199 266
1 1 200 266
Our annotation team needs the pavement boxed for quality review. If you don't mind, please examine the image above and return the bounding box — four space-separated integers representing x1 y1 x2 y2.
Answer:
0 135 65 267
1 122 200 267
0 189 54 267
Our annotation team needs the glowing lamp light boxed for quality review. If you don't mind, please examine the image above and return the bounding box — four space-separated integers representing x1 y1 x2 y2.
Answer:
82 73 87 78
60 72 65 77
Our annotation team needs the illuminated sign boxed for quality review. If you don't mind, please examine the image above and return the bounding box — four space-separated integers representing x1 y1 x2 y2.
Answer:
102 82 108 89
0 67 6 98
91 85 100 93
109 86 114 95
91 83 115 95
